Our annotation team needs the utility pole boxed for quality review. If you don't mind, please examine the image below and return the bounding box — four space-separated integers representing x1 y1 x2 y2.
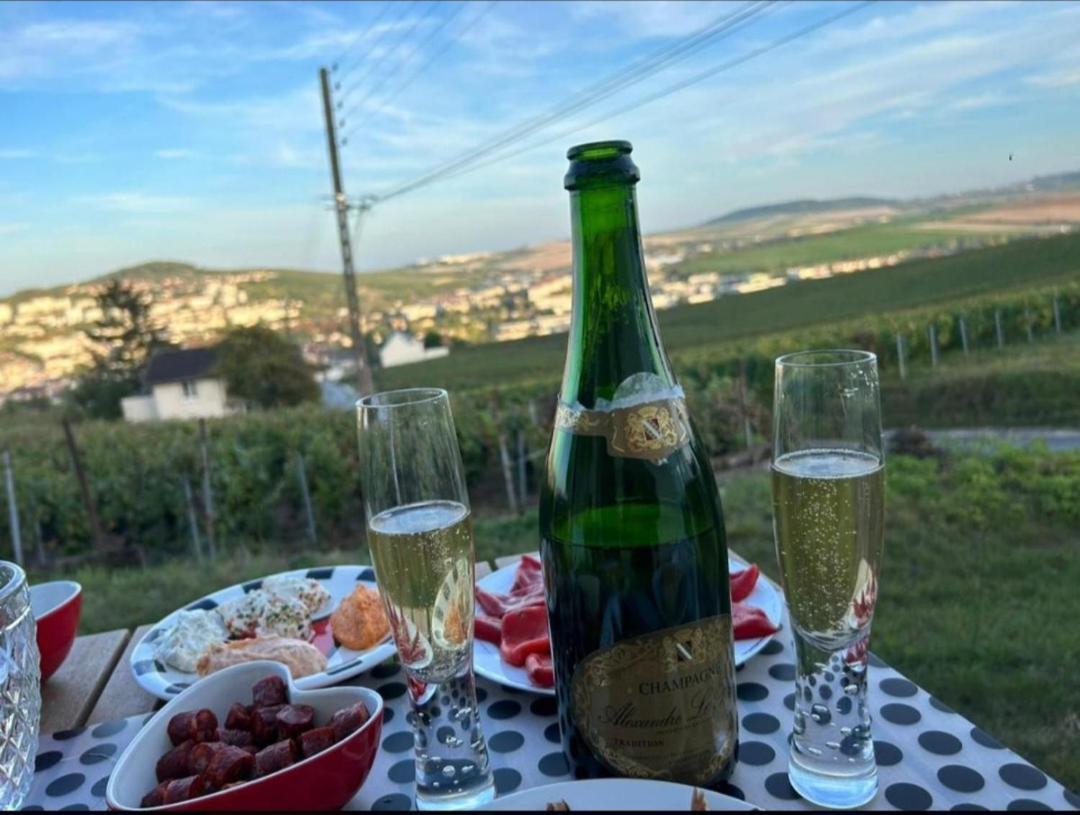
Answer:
320 66 373 396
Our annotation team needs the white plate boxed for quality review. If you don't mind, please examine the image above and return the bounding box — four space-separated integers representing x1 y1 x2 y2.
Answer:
479 778 757 811
130 565 396 701
474 555 783 696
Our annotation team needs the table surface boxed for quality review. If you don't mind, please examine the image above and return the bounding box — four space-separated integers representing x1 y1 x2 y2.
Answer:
29 555 1079 811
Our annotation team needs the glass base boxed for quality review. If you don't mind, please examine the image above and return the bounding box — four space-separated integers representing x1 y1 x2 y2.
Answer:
416 775 496 811
788 753 878 810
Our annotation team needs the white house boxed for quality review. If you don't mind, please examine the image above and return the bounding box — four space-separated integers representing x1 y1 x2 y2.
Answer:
121 347 242 423
379 332 449 368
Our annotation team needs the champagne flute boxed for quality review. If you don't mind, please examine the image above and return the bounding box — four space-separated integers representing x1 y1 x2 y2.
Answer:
771 350 884 809
357 388 495 811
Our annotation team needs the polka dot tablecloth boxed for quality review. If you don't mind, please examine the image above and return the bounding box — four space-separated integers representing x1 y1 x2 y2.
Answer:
23 626 1079 811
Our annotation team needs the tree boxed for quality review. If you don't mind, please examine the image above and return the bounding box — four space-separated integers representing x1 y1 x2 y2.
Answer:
84 279 170 374
68 280 172 418
422 330 443 349
214 325 319 409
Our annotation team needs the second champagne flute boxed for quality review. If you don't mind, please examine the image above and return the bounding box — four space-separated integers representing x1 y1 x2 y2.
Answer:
771 349 885 809
357 388 495 811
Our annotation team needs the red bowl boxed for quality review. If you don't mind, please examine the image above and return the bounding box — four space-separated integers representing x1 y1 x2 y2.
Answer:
106 661 384 811
29 580 82 681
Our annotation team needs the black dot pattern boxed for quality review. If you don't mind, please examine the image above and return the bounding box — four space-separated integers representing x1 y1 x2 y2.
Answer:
886 782 933 810
1007 799 1051 811
742 712 781 734
736 682 769 702
881 702 922 725
999 763 1047 791
920 730 963 756
738 740 776 766
19 581 1073 812
940 765 986 793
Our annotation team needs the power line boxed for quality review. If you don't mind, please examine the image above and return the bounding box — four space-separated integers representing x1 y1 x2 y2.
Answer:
371 0 775 204
340 0 496 145
429 0 874 185
338 1 469 136
331 1 394 81
337 0 433 120
336 0 420 107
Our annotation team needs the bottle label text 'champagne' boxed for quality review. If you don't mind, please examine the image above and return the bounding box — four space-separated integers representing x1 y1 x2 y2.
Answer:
570 615 736 785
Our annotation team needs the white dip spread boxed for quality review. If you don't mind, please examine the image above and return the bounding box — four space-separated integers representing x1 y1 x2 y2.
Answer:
154 609 229 672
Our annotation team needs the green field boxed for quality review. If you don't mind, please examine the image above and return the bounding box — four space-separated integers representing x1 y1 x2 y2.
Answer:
43 445 1080 791
671 220 1016 278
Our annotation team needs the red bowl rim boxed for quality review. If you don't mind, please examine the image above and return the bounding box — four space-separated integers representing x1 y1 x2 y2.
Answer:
30 580 82 623
106 661 385 812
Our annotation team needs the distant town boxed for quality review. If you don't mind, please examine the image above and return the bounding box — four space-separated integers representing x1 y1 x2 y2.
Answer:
3 178 1078 405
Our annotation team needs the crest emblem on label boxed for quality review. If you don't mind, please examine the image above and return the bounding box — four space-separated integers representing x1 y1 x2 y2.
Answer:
555 397 689 461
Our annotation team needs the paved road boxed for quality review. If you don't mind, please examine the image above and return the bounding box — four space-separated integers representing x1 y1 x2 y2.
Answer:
888 427 1080 453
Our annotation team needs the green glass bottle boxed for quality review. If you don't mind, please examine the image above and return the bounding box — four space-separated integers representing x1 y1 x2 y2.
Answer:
539 141 739 787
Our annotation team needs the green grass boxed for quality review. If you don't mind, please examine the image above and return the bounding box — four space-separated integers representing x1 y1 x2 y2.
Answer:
375 232 1080 392
884 334 1080 427
44 446 1080 790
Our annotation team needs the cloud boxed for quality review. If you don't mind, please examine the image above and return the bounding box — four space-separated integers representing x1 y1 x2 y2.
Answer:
948 92 1015 111
155 148 198 160
0 18 143 83
0 148 36 160
572 1 729 38
73 192 201 214
1027 68 1080 88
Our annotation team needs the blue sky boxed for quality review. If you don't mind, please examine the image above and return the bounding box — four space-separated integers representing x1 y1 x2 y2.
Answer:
1 0 1079 296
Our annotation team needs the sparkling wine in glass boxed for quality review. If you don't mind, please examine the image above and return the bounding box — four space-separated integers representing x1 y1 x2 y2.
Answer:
771 350 885 809
357 388 495 811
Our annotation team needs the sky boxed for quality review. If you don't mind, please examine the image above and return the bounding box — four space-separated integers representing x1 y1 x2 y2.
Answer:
1 0 1080 296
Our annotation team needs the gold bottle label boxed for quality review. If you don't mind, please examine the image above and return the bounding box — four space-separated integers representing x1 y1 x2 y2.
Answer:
555 397 689 461
569 615 737 785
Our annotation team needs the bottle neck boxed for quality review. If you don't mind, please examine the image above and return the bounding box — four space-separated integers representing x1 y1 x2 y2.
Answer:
561 183 675 408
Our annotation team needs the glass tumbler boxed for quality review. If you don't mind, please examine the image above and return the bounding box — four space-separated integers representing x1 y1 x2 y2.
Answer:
771 350 884 809
0 561 40 811
357 388 495 811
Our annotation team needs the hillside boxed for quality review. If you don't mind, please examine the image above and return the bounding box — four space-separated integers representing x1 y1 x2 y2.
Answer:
375 231 1080 392
702 196 896 225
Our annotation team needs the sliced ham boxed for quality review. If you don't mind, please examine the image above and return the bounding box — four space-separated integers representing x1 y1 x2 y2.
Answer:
499 603 550 667
524 653 554 688
474 614 502 645
733 601 779 639
729 563 760 603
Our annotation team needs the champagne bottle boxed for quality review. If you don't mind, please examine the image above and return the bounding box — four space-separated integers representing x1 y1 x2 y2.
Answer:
539 141 739 787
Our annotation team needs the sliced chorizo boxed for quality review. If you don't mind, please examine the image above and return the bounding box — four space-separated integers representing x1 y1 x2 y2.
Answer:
298 726 337 758
224 702 254 731
205 744 256 789
188 741 225 776
252 675 288 708
330 701 370 741
275 704 315 739
161 775 206 804
155 739 194 782
141 780 170 808
251 704 283 746
254 739 299 778
192 708 219 742
166 711 196 746
218 727 254 747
